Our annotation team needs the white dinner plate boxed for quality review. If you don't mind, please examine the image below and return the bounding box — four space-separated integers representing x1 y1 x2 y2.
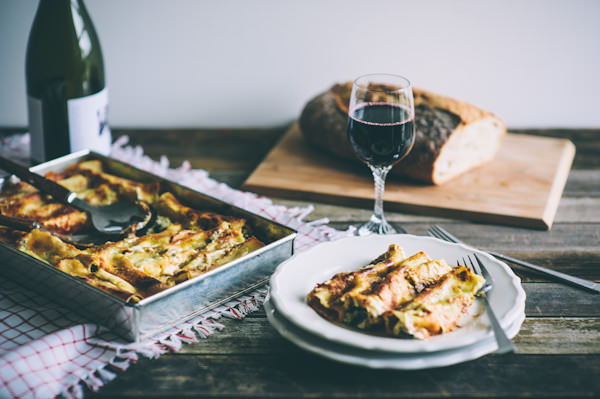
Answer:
264 297 525 370
269 234 526 353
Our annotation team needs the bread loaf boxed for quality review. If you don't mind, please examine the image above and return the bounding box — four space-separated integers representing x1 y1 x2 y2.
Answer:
299 82 507 185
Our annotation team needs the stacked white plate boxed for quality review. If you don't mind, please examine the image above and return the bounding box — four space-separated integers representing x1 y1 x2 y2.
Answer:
266 234 526 370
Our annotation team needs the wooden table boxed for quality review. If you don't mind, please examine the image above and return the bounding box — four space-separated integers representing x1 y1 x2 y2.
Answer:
5 127 600 398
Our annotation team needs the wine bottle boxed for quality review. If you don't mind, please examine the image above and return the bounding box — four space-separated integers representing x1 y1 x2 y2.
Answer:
25 0 111 164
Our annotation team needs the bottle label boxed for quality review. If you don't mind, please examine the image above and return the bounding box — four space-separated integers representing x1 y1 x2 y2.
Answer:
27 88 112 162
68 88 112 155
27 95 45 163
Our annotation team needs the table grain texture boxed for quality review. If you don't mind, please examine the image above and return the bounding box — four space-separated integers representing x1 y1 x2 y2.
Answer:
5 127 600 398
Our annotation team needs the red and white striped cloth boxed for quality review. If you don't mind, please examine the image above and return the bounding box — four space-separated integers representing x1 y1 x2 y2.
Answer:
0 134 353 398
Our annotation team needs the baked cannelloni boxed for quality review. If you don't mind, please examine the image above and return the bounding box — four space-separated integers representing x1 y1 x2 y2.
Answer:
306 244 485 339
0 159 265 302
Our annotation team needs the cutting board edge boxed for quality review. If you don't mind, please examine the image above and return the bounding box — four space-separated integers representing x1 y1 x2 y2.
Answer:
540 138 576 229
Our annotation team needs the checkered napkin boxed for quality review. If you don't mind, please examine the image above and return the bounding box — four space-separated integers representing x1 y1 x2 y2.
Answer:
0 134 353 398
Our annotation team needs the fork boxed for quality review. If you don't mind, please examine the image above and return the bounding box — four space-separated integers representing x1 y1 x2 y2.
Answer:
428 224 600 294
463 254 516 354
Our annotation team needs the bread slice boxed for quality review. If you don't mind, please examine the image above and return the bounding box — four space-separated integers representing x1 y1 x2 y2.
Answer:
299 82 507 184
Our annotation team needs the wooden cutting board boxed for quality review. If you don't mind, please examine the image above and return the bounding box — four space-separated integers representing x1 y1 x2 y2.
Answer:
242 123 575 229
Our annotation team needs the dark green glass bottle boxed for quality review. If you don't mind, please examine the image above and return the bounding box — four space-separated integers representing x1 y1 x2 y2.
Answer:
25 0 111 164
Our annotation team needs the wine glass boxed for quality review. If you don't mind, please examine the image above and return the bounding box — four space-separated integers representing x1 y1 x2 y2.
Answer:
346 74 415 235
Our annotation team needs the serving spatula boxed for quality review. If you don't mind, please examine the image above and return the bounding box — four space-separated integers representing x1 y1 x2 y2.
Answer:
0 155 153 236
0 213 109 248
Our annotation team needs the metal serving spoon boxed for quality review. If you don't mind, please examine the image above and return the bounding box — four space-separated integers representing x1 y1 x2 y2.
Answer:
0 156 154 237
0 213 107 248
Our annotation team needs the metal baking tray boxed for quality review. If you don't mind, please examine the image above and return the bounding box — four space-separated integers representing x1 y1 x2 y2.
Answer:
0 150 296 341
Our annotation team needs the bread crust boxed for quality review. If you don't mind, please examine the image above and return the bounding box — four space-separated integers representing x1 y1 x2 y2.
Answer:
299 82 506 184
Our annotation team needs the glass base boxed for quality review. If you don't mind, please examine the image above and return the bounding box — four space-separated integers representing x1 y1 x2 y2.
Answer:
356 214 397 236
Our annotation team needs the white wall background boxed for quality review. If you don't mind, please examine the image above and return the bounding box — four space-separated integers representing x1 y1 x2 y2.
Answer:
1 0 599 129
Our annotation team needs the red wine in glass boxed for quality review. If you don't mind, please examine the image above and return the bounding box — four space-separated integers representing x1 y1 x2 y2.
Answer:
346 74 415 235
347 102 414 167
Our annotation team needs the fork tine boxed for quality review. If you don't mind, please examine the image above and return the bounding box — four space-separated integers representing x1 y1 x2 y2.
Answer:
465 255 490 291
427 225 441 239
426 228 436 239
429 225 444 240
435 225 460 243
474 253 493 283
462 256 475 273
428 225 450 241
468 255 482 275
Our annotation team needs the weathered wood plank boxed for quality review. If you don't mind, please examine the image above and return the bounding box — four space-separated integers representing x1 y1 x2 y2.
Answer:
112 128 286 172
564 170 600 196
87 353 600 398
523 283 600 315
175 314 600 356
554 197 600 221
516 318 600 354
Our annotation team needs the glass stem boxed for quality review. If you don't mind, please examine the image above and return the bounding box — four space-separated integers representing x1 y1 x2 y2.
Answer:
370 165 392 224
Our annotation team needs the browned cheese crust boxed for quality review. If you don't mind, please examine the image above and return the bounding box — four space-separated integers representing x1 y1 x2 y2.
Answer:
299 82 507 184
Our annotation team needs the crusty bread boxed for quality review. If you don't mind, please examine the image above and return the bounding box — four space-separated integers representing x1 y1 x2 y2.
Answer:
299 82 507 185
